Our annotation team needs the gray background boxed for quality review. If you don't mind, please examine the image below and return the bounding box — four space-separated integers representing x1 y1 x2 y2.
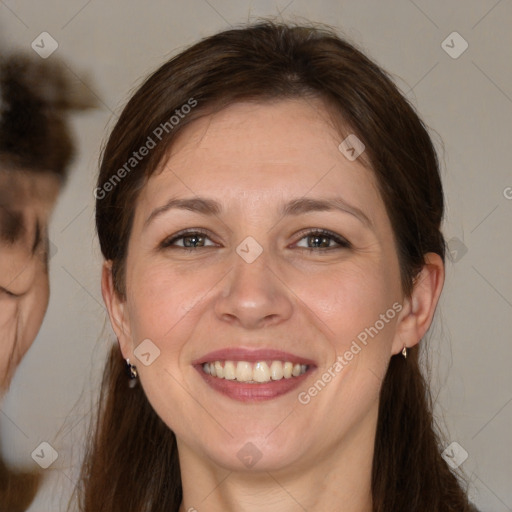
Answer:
0 1 511 510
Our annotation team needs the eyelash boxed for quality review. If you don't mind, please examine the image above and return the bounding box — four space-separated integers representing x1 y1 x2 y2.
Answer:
160 228 350 253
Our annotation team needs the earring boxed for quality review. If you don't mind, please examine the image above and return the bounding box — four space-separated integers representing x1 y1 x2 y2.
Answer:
126 358 138 387
401 345 408 359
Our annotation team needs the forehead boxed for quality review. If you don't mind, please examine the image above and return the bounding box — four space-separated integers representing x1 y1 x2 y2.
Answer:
168 98 349 166
140 99 381 214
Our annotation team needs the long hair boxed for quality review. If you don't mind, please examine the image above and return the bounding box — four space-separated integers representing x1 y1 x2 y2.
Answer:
77 21 473 511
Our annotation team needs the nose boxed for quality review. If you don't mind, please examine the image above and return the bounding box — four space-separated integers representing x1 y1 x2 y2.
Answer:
214 247 293 330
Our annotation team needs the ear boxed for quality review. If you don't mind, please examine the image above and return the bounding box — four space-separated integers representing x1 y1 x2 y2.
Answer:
101 261 133 360
392 252 445 355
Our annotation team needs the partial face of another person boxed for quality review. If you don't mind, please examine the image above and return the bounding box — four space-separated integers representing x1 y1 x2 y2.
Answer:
106 99 438 473
0 170 60 395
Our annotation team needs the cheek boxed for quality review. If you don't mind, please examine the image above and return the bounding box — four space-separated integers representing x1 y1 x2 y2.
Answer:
303 264 400 409
294 260 400 354
126 261 212 348
291 265 399 441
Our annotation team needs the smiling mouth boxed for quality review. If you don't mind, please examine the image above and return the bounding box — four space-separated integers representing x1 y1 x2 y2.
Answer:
202 360 308 383
194 348 315 401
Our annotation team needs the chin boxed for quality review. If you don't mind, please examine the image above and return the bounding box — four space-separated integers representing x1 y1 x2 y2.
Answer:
193 429 310 473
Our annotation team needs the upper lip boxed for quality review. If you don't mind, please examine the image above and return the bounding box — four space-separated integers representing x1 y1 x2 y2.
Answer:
193 348 316 366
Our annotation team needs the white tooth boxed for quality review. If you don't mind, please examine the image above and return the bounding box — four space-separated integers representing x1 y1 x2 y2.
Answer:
270 361 284 380
236 361 253 382
206 360 305 380
214 361 224 378
253 362 271 382
224 361 236 380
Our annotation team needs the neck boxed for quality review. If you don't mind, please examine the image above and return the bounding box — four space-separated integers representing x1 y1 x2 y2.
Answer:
178 403 377 512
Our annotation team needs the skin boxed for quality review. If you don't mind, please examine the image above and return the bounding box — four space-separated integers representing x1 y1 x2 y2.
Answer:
0 170 60 395
103 99 444 512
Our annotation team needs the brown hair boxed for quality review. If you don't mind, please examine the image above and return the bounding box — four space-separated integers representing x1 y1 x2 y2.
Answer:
0 457 40 512
78 21 473 511
0 53 95 179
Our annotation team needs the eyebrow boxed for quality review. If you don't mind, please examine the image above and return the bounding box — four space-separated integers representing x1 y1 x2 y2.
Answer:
280 197 372 228
144 196 372 230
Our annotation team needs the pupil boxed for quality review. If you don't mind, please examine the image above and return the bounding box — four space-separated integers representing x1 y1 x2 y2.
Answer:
184 235 203 247
310 235 328 248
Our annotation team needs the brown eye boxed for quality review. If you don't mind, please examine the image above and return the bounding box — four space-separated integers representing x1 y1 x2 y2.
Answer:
294 229 350 251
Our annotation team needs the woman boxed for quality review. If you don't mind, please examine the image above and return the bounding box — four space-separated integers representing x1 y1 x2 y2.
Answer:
78 21 479 511
0 53 94 510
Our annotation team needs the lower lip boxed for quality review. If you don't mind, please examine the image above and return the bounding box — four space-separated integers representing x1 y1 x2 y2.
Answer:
195 366 313 402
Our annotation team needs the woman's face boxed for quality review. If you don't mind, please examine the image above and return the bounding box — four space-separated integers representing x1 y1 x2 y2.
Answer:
0 171 58 394
112 99 413 472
